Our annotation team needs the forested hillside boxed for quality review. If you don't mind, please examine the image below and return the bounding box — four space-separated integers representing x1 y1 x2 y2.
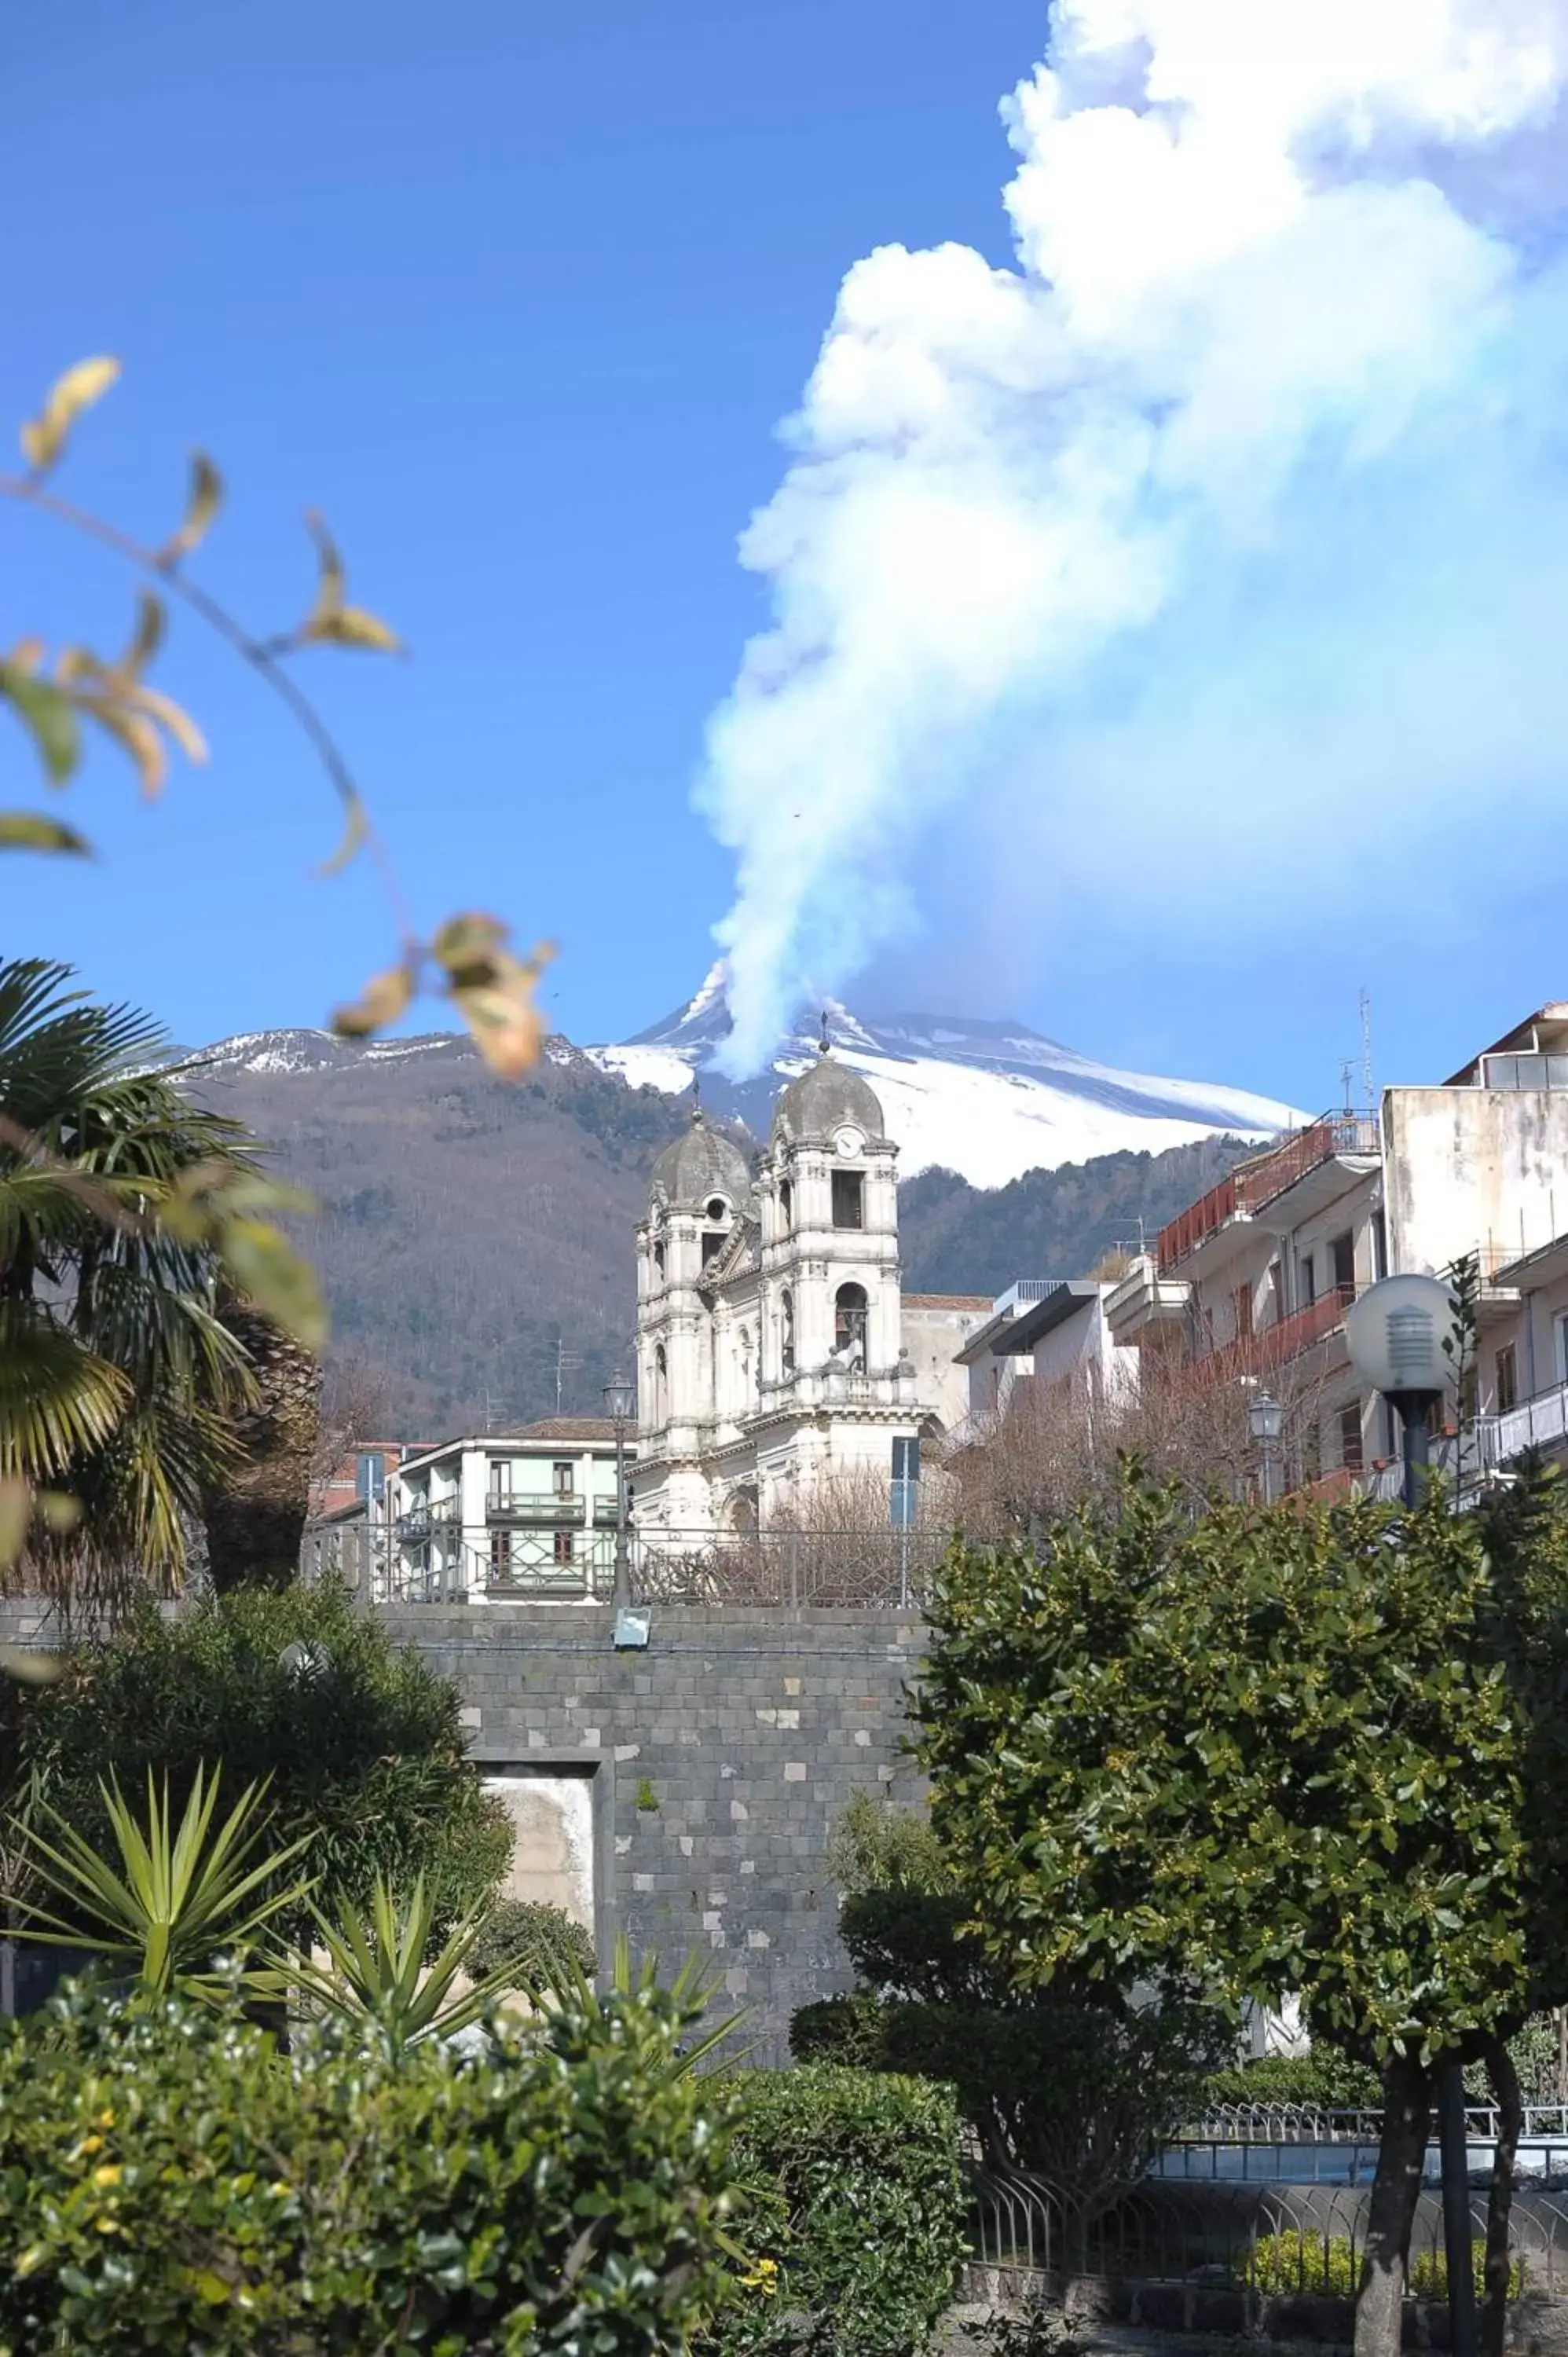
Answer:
187 1036 1252 1439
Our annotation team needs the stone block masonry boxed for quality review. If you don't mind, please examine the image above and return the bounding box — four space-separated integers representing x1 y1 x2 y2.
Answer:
383 1604 929 2064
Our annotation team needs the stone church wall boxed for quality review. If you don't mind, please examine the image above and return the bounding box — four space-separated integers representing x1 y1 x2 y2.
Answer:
384 1604 929 2062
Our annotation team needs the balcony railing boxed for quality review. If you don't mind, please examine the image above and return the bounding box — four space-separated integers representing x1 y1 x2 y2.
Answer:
1158 1114 1379 1274
1478 1378 1568 1467
1188 1284 1357 1383
485 1494 586 1525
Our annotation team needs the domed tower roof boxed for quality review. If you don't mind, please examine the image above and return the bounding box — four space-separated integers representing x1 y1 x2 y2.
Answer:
771 1041 888 1148
650 1105 753 1213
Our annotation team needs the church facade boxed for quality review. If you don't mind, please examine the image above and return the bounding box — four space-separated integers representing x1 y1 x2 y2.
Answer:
629 1045 989 1535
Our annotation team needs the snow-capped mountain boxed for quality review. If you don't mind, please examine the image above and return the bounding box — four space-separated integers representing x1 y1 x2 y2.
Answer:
585 964 1303 1189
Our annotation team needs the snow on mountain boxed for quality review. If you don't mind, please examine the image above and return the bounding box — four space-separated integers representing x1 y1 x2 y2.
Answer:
588 964 1304 1189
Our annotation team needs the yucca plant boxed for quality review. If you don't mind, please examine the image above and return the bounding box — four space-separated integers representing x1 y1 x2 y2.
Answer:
19 1763 313 2003
295 1871 546 2059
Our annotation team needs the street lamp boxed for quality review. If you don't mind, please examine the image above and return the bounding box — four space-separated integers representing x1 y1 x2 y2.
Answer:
1345 1270 1475 2357
602 1374 635 1612
1246 1387 1284 1506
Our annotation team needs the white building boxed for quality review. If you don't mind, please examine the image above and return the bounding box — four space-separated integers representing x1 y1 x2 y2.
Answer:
956 1277 1141 1430
1103 1001 1568 1490
393 1418 636 1600
631 1046 989 1534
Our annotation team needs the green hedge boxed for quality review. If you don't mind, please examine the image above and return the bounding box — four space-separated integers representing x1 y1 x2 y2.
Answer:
0 1978 739 2354
1240 2231 1522 2300
713 2065 966 2357
468 1898 597 1989
1200 2051 1382 2111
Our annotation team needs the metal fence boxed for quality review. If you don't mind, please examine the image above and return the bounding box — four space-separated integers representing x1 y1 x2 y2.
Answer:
971 2170 1568 2297
299 1516 947 1610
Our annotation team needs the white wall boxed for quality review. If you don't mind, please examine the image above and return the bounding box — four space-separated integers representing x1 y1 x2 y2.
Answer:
1384 1087 1568 1275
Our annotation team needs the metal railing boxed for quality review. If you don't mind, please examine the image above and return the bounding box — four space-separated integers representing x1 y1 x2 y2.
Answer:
1479 1379 1568 1467
1158 1114 1379 1275
970 2168 1568 2295
300 1518 947 1609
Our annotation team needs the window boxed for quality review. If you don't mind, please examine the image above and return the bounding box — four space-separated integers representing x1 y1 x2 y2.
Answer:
706 1197 727 1222
1495 1343 1519 1414
653 1240 665 1281
779 1178 793 1232
488 1458 512 1505
1337 1404 1364 1474
834 1281 869 1365
702 1230 725 1266
1299 1250 1317 1308
552 1529 575 1567
831 1170 864 1230
1330 1230 1356 1298
780 1289 796 1377
489 1528 512 1578
552 1460 574 1497
1232 1284 1253 1342
654 1344 669 1422
1557 1314 1568 1386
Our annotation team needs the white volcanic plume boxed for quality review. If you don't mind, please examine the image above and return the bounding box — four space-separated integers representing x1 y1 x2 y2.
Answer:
697 0 1568 1076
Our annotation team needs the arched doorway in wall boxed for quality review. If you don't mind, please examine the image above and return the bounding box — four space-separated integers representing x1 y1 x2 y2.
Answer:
834 1282 869 1368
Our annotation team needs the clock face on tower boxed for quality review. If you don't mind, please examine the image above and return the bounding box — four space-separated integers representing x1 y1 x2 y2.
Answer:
834 1126 864 1159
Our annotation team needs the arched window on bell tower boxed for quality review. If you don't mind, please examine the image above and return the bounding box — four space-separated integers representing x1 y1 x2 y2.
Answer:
654 1343 669 1426
834 1282 868 1369
780 1288 796 1378
778 1177 793 1233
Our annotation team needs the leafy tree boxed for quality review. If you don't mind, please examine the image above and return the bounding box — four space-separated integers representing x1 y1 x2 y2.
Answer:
0 959 275 1607
911 1476 1568 2357
13 1580 511 1941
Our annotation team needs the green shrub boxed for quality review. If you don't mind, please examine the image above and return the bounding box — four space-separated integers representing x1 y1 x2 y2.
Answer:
825 1794 951 1899
789 1992 887 2070
1239 2231 1522 2301
15 1582 511 1941
468 1897 597 1989
712 2064 965 2357
1200 2051 1382 2112
0 1973 739 2353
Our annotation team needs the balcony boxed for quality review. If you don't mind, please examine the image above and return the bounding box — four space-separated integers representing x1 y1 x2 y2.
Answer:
1158 1116 1379 1275
1478 1379 1568 1468
485 1494 586 1525
396 1498 457 1541
1188 1284 1357 1384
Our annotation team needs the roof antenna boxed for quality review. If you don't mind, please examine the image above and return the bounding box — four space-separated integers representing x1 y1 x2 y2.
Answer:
819 1008 830 1056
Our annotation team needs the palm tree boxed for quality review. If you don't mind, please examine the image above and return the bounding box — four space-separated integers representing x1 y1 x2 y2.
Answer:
0 957 261 1611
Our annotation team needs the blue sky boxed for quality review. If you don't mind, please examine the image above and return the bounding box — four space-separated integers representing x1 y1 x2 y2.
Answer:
5 0 1567 1118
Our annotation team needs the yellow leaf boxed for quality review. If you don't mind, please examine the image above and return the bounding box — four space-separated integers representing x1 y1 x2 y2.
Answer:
128 683 209 764
332 962 414 1038
431 911 509 977
82 697 167 797
452 945 553 1080
158 451 224 567
0 811 92 854
37 1489 82 1534
20 355 120 475
303 604 404 655
7 638 46 674
318 791 369 877
111 592 167 684
0 1644 64 1687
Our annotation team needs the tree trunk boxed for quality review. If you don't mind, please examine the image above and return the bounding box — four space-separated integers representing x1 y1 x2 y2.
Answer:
1482 2034 1522 2357
1356 2049 1431 2357
201 1296 321 1593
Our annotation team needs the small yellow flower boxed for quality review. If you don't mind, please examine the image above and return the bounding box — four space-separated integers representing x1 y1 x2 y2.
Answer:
79 2135 104 2157
97 2109 115 2129
91 2165 123 2189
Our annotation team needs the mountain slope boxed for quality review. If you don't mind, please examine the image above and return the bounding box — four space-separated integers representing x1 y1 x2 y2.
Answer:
588 964 1300 1188
176 1006 1283 1439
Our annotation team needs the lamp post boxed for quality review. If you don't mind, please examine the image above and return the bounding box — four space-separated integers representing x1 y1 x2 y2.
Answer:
1247 1387 1284 1506
1345 1270 1475 2357
603 1374 635 1612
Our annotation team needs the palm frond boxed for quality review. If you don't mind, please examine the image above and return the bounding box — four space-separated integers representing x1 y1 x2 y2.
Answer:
296 1872 536 2058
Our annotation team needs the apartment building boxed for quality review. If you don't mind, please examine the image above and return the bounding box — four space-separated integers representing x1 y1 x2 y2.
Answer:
1104 1003 1568 1490
394 1418 636 1600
